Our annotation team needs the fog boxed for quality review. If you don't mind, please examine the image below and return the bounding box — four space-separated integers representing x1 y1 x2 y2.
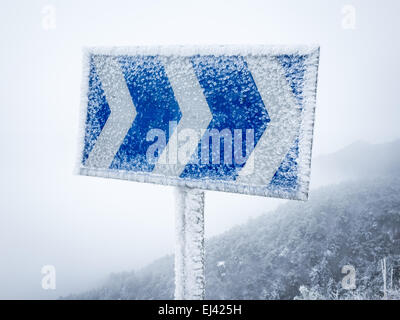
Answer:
0 0 399 299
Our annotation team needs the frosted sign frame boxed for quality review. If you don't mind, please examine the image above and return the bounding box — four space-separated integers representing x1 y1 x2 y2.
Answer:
77 46 320 200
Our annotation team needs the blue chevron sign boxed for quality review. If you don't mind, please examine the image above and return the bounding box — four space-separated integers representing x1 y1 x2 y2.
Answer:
77 46 319 200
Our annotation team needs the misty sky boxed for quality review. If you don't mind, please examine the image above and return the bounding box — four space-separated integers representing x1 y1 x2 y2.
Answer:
0 0 399 299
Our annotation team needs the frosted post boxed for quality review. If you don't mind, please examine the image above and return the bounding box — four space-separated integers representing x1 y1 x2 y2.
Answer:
381 258 387 300
174 187 205 300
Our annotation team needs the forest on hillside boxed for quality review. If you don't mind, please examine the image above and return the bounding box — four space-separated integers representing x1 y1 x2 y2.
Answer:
65 176 400 300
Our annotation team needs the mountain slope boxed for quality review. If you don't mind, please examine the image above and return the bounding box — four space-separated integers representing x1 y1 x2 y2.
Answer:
311 139 400 188
65 176 400 300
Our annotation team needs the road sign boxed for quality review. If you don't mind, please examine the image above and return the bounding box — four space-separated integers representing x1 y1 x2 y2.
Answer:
77 46 319 200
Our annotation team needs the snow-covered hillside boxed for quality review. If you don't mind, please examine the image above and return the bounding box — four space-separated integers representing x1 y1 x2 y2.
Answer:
64 140 400 300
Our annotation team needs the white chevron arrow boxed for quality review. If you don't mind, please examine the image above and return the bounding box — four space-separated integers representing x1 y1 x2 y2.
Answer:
152 56 213 177
86 56 137 168
236 56 301 185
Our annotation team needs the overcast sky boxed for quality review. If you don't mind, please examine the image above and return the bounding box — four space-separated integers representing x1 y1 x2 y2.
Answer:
0 0 399 299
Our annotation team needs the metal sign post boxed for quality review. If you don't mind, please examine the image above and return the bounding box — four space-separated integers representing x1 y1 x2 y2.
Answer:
174 187 205 300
